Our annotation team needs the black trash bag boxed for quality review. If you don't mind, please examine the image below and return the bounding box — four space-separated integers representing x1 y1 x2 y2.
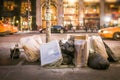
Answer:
10 44 20 59
62 54 73 65
103 41 119 62
88 52 110 70
59 37 75 57
59 37 75 65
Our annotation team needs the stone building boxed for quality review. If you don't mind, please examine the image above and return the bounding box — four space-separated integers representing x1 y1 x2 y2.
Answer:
0 0 120 30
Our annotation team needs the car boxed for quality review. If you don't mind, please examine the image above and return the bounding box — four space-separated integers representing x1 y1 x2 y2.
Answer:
98 26 120 40
39 25 67 33
0 21 10 36
8 25 18 34
0 21 18 35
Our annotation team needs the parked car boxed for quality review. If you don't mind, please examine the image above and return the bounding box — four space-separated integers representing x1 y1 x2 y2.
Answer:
39 25 67 33
98 26 120 40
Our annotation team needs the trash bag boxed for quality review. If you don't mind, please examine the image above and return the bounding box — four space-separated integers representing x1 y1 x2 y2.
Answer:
40 40 63 67
88 52 110 70
20 35 42 62
59 37 75 65
91 36 108 59
62 53 73 65
67 34 89 67
103 41 119 62
59 37 75 57
10 44 20 59
74 40 88 67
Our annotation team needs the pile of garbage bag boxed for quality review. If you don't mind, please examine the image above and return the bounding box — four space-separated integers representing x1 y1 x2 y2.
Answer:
20 35 42 62
17 35 120 70
88 36 109 70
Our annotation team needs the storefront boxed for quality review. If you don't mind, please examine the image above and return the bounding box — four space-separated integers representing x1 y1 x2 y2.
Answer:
20 0 32 31
104 2 120 27
1 0 120 30
63 0 79 28
39 0 101 30
41 2 57 28
84 2 100 29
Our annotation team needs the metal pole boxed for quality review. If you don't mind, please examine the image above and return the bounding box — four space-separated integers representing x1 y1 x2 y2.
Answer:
46 0 51 43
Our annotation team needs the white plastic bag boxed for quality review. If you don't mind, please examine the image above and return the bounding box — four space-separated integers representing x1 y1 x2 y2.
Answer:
40 40 63 67
91 36 108 59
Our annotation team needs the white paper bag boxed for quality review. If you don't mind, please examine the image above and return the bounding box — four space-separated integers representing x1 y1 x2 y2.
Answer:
20 35 42 62
68 34 89 67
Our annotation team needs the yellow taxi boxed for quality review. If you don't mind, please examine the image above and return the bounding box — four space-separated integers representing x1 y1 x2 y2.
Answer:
8 25 18 34
0 21 9 35
98 26 120 40
0 20 18 35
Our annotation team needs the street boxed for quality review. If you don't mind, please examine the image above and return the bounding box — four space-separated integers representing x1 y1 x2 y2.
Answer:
0 31 120 80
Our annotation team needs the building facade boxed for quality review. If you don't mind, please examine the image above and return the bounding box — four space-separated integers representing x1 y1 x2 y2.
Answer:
0 0 36 31
0 0 120 30
36 0 120 30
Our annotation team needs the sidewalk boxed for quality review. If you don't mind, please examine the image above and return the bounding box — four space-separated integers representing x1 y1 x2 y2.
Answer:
0 63 120 80
0 32 120 80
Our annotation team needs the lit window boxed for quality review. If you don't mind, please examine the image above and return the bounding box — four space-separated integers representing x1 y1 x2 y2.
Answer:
84 0 100 3
4 1 15 11
106 0 117 2
21 1 31 14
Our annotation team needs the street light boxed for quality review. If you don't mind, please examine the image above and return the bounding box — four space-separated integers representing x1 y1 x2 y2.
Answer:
46 0 51 43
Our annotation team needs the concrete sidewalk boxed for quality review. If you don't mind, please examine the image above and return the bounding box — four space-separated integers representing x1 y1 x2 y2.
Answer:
0 32 120 80
0 63 120 80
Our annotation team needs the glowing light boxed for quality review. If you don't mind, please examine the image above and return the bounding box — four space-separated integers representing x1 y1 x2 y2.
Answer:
68 0 77 5
16 20 19 23
84 0 99 3
79 20 83 24
69 0 77 3
106 0 117 2
113 20 118 24
104 16 111 22
53 16 56 19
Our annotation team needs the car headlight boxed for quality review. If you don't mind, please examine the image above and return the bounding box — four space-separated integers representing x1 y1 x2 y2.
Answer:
98 30 112 34
98 30 101 33
102 31 109 33
103 30 112 34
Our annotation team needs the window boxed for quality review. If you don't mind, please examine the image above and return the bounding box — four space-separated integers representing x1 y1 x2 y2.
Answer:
4 1 15 11
63 0 79 25
21 1 31 14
